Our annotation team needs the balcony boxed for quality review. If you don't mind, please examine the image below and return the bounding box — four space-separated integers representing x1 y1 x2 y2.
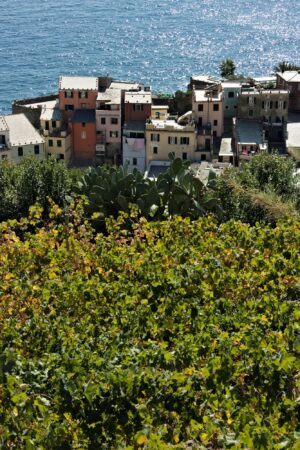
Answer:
0 143 8 152
197 124 212 136
43 129 69 138
96 133 106 145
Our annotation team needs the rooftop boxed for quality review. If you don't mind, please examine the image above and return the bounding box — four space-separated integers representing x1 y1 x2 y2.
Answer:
110 81 144 91
23 99 58 110
147 119 193 131
0 116 8 132
3 114 44 146
191 75 220 84
40 105 62 121
59 76 98 91
235 119 263 145
221 81 242 89
277 71 300 83
71 109 96 123
97 88 121 105
125 91 152 104
194 90 223 102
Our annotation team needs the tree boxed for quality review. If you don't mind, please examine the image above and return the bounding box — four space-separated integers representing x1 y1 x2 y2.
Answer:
273 61 300 73
219 58 236 78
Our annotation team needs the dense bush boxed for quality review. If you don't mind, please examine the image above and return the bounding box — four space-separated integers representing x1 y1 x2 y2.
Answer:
0 157 79 221
215 153 299 225
0 203 299 449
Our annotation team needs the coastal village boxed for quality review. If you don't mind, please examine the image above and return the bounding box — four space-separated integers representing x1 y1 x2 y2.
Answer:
0 70 300 178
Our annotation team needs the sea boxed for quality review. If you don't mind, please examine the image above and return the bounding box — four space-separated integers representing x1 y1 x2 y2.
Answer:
1 0 299 114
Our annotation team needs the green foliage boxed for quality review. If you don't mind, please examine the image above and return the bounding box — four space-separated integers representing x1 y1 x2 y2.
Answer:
219 59 236 78
0 157 78 221
0 204 299 448
168 90 192 116
215 153 299 224
75 155 220 229
273 61 300 73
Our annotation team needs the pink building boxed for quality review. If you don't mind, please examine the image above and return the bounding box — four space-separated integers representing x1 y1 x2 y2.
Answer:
96 88 122 161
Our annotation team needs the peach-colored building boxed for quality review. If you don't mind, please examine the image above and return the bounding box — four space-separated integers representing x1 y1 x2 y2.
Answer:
192 85 224 161
96 88 122 161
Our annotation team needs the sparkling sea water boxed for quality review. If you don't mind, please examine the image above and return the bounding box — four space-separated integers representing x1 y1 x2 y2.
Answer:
1 0 299 114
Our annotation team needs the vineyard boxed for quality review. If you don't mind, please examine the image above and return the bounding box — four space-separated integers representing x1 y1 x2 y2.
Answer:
0 203 299 449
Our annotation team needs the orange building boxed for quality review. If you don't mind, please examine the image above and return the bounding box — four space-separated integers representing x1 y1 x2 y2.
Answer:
71 109 96 160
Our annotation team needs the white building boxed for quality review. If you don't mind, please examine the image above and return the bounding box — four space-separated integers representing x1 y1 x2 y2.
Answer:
0 114 45 162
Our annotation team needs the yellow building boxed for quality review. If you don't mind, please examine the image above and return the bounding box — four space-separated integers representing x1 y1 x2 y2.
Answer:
151 105 169 120
145 119 198 166
40 103 71 162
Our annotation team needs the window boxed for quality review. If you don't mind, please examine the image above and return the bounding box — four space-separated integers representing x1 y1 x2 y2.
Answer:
213 104 219 111
278 100 283 109
198 104 203 112
248 97 254 106
133 104 144 111
64 90 73 98
111 117 118 125
57 140 62 148
132 157 137 166
45 121 49 131
153 146 158 154
155 111 160 119
249 110 253 117
213 120 218 126
49 139 53 147
228 91 234 98
225 106 229 109
270 101 273 109
34 145 39 154
82 122 86 128
283 101 287 109
59 154 64 160
81 131 87 139
275 101 279 109
52 120 56 128
81 104 87 109
18 147 23 157
262 101 265 109
2 155 7 160
151 133 160 142
110 131 119 138
101 117 106 125
168 136 177 145
180 137 190 145
265 100 270 110
65 104 74 111
213 131 217 137
79 91 88 99
182 152 187 160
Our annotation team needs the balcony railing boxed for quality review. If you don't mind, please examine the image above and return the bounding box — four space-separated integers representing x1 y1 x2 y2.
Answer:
43 129 69 138
197 125 212 135
0 144 8 152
